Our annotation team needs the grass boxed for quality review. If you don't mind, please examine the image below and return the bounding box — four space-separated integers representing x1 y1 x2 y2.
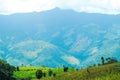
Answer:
14 62 120 80
41 63 120 80
14 66 75 79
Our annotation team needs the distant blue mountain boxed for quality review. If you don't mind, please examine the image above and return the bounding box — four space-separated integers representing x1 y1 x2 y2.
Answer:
0 8 120 67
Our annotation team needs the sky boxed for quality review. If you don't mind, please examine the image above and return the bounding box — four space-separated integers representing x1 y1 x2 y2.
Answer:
0 0 120 15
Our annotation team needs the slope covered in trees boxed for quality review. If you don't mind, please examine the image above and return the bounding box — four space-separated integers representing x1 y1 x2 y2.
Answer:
0 59 15 80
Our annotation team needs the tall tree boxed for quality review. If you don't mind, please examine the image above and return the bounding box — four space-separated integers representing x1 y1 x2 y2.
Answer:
101 56 105 65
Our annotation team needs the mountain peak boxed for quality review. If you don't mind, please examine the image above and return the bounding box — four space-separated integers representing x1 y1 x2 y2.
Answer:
53 7 61 10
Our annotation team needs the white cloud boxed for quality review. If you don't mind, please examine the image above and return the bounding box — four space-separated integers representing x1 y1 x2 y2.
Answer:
0 0 120 15
57 0 120 14
0 0 57 14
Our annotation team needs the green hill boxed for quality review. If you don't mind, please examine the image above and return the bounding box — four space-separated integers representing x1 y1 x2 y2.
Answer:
41 63 120 80
14 62 120 80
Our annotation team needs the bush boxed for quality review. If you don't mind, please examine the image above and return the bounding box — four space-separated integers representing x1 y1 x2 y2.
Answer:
36 70 42 79
16 66 19 71
53 73 56 77
43 72 46 77
63 65 68 72
48 69 53 76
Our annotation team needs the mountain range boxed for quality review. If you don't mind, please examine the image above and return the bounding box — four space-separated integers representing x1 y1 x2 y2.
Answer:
0 7 120 67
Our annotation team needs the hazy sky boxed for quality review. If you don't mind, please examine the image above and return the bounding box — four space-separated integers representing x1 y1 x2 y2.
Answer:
0 0 120 15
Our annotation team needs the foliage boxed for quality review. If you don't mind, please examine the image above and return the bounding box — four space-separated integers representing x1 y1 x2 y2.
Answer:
48 69 53 77
0 58 16 80
101 56 105 65
63 65 68 72
14 62 120 80
16 66 20 71
36 70 42 79
106 57 118 64
43 72 46 77
14 66 74 79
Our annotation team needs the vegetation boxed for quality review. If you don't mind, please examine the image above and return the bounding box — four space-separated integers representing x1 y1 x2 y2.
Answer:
0 57 119 80
13 66 75 79
48 69 53 77
41 62 120 80
63 65 68 72
101 56 105 65
106 57 118 64
13 62 120 80
36 70 42 79
0 59 16 80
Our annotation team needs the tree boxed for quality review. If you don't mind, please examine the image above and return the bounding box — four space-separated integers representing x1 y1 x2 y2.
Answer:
48 69 53 76
53 73 56 77
63 65 68 72
0 58 15 80
16 66 19 71
36 70 43 79
98 63 101 66
93 64 96 67
106 57 118 64
101 56 105 65
43 72 46 77
41 64 46 68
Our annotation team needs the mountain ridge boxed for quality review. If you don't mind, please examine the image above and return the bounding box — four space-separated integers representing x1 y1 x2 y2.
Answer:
0 8 120 67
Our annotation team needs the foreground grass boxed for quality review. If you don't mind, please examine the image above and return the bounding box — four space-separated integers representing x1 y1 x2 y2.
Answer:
95 73 120 80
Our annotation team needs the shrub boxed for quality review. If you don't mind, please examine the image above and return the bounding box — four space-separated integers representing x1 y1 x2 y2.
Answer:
63 65 68 72
16 66 19 71
43 72 46 77
48 69 53 76
53 73 56 77
36 70 42 79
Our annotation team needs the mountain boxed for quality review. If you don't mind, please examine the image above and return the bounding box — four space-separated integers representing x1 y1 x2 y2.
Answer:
5 40 80 67
0 7 120 67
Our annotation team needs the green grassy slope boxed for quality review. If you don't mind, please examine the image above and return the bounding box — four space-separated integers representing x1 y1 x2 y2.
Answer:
41 63 120 80
14 66 74 79
14 63 120 80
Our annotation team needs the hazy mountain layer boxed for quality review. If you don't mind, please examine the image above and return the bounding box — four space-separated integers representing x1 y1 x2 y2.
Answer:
0 8 120 67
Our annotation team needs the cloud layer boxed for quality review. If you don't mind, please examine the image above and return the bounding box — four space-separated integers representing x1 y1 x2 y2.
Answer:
0 0 120 15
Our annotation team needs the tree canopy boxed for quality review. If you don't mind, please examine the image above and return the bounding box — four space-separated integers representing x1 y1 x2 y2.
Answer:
0 58 15 80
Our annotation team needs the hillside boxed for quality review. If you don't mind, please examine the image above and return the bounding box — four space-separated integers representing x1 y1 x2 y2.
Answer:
0 59 15 80
0 8 120 67
41 62 120 80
